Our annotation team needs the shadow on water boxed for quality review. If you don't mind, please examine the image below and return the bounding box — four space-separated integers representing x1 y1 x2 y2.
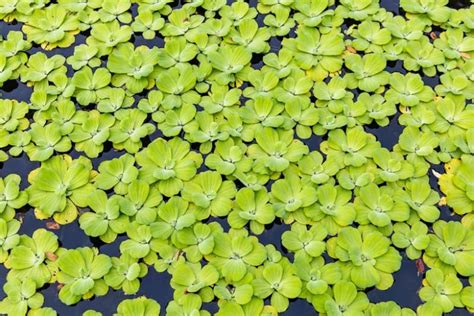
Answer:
448 0 471 9
386 60 406 74
0 80 32 102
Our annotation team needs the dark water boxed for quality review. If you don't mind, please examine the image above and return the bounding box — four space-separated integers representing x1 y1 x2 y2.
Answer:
0 2 471 316
365 114 404 150
381 0 400 13
0 80 32 102
367 257 422 309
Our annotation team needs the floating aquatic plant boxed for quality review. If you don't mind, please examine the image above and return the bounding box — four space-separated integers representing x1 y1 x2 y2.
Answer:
327 227 402 290
0 174 28 221
56 247 112 305
418 268 463 314
424 220 474 277
5 228 58 287
27 155 95 224
0 279 45 315
0 0 473 314
439 155 474 215
78 189 129 243
252 260 302 312
115 296 161 316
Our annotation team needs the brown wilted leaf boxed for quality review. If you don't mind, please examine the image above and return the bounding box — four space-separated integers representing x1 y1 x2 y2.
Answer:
416 258 425 276
46 221 60 230
346 45 357 54
45 252 58 261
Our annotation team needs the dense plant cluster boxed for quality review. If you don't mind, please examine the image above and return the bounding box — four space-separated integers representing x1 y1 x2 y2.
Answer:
0 0 473 315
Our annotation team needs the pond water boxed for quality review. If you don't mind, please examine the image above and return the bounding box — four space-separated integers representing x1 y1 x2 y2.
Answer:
0 0 472 315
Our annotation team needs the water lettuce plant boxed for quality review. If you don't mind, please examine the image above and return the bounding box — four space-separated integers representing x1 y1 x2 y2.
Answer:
70 110 115 158
207 45 252 85
56 247 112 305
418 268 463 313
354 183 410 228
136 137 202 197
308 184 355 235
5 228 58 287
312 281 370 315
385 73 435 107
0 0 473 314
439 155 474 215
120 179 162 225
109 109 156 153
0 279 45 315
270 174 317 223
170 259 219 301
78 189 129 243
119 222 155 261
344 53 389 92
150 196 195 243
21 4 80 49
391 221 430 259
104 254 148 295
0 218 20 263
294 256 341 299
0 174 28 221
181 170 236 217
107 43 160 94
321 126 379 167
208 229 266 283
26 155 95 224
424 220 474 277
25 122 72 161
327 227 402 290
115 297 160 316
248 127 308 173
93 153 138 195
20 53 65 84
252 261 302 312
281 222 327 261
286 26 345 80
227 187 275 234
